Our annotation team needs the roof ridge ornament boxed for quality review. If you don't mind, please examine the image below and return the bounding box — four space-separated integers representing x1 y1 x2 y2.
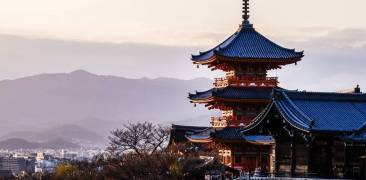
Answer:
242 0 250 21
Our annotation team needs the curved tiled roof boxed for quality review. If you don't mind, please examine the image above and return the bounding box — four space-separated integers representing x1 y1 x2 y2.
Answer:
185 127 214 143
169 125 210 144
191 23 303 62
184 127 244 142
171 124 209 131
248 89 366 133
212 127 246 140
185 126 274 144
189 87 273 101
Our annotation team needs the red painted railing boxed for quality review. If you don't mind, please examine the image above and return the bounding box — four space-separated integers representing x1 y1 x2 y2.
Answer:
214 76 278 88
211 116 253 128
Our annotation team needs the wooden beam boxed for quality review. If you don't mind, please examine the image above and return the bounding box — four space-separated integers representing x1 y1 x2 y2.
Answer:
290 134 296 177
307 139 313 175
344 144 349 178
274 136 280 175
326 139 333 177
362 148 366 180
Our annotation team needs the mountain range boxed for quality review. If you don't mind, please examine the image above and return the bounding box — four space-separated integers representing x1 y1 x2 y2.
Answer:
0 70 213 146
0 138 79 150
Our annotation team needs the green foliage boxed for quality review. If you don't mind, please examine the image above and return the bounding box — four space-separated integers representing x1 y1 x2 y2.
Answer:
54 164 78 179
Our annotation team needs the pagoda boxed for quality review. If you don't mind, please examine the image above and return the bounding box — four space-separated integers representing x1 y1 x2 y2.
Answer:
189 0 303 128
185 0 304 172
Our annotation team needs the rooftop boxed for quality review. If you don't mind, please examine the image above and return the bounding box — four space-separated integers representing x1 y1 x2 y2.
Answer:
191 0 303 66
249 89 366 133
189 87 273 103
185 127 274 145
191 24 303 63
169 125 210 145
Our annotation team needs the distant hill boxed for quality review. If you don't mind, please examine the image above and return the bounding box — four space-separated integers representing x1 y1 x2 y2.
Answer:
43 138 80 149
0 125 105 145
0 70 212 145
0 139 41 150
0 138 79 150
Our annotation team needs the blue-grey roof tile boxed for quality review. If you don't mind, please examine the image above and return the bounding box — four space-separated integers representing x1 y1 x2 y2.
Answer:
192 25 303 62
189 87 273 101
212 127 245 140
273 90 366 133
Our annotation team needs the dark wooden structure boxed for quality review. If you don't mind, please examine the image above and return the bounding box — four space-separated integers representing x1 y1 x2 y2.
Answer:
244 89 366 179
183 126 274 172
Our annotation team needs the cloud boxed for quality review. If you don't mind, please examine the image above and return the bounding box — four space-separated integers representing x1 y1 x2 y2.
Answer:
0 35 220 81
275 28 366 91
0 28 365 93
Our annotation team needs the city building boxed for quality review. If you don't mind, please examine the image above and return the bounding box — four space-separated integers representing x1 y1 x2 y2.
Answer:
36 152 45 161
0 170 13 179
34 160 57 174
0 156 27 176
60 149 78 160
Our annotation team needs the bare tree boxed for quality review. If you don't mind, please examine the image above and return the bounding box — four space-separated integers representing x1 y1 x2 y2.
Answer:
104 122 181 179
107 121 170 156
39 122 232 179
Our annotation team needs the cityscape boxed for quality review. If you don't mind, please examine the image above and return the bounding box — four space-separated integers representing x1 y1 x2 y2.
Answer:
0 148 104 178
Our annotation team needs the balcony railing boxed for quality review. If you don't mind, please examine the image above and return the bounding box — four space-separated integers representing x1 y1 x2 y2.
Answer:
211 116 254 128
214 76 278 88
211 117 229 128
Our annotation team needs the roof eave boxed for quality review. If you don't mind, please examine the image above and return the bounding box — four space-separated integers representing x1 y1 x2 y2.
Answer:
192 53 303 65
242 98 312 134
212 138 247 143
190 97 270 104
242 101 276 133
215 97 270 103
273 100 311 133
185 136 213 143
216 54 303 64
189 97 215 104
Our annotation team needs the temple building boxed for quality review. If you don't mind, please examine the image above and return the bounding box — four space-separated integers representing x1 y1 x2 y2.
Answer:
172 0 302 172
169 0 366 179
189 0 302 130
189 0 303 127
244 88 366 179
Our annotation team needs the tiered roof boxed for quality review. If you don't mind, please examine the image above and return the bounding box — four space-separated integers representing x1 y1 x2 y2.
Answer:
190 0 303 100
183 0 305 144
169 125 210 145
191 22 303 65
185 127 274 145
185 128 214 143
189 87 273 103
183 88 366 144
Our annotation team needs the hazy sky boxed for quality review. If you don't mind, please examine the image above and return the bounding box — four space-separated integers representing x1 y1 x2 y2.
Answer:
1 0 365 45
0 0 365 91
